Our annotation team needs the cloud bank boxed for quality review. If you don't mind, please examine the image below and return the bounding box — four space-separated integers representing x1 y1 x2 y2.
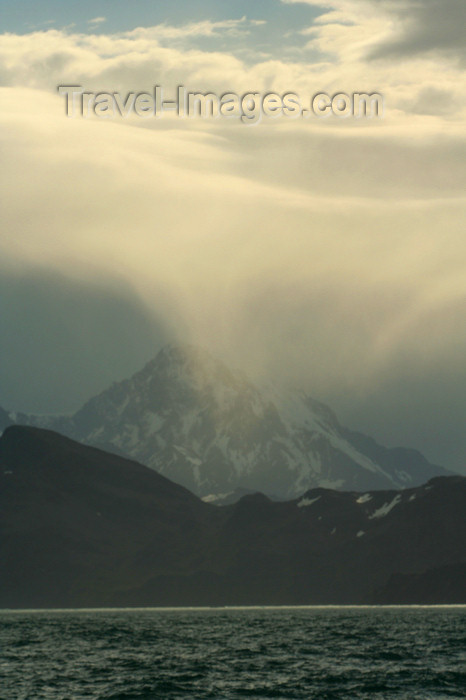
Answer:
0 8 465 470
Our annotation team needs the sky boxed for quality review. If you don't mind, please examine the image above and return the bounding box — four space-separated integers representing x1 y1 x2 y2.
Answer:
0 0 465 472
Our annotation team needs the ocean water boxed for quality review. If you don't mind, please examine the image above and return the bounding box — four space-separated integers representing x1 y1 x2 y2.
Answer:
0 607 465 699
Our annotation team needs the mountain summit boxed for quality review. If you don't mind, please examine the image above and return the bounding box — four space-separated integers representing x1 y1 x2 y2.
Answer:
2 344 449 498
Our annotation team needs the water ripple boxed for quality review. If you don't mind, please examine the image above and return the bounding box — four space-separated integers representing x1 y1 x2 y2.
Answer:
0 607 465 699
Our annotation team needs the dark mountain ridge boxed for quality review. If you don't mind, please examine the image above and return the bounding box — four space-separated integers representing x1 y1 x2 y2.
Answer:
1 426 464 608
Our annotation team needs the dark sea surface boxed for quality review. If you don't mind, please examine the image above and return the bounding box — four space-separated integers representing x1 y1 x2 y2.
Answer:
0 606 465 699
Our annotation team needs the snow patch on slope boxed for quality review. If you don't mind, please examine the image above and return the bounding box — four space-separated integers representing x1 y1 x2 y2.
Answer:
297 496 321 508
356 493 372 504
369 495 402 519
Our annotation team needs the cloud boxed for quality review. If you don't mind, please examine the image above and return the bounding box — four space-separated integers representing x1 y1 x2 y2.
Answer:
88 17 107 27
121 17 267 43
284 0 466 64
1 87 464 386
0 24 464 470
367 0 466 64
409 86 462 117
1 19 464 122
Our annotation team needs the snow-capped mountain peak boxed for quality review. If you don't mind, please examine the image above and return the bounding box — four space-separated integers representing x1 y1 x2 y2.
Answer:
2 344 449 498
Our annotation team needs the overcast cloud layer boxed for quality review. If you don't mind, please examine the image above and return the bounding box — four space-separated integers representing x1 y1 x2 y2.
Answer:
0 0 465 471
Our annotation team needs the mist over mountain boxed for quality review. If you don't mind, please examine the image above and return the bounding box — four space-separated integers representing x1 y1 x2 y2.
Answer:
0 425 464 607
1 344 451 500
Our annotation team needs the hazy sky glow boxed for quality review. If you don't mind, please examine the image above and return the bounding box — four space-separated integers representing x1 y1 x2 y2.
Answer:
0 0 465 471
